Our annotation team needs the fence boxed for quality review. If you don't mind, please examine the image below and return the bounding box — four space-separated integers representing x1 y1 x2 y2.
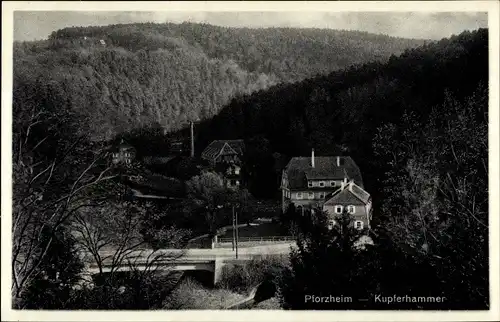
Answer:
217 236 295 244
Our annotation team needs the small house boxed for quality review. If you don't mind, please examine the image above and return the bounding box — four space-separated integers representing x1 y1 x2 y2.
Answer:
110 139 136 166
323 181 372 230
201 140 245 188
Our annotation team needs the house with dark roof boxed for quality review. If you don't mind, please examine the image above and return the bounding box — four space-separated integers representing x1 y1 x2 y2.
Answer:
280 149 364 213
201 140 245 189
323 181 372 231
110 139 136 166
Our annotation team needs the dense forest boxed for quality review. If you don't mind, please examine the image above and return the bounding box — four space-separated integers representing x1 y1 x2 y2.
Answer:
13 22 425 140
192 28 488 200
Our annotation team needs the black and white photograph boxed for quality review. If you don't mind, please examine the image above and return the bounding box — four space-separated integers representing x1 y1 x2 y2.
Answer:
2 1 499 321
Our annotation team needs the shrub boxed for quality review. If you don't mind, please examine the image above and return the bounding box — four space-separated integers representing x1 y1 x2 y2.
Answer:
163 278 244 309
216 255 290 294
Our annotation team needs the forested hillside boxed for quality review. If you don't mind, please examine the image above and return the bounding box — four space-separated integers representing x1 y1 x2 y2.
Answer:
13 22 425 140
193 29 488 198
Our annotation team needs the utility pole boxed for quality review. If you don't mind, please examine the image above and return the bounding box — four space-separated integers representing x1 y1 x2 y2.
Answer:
190 121 194 158
232 205 236 251
235 206 239 259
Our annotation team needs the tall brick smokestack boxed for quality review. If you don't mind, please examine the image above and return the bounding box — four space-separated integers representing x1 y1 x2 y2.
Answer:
190 121 194 158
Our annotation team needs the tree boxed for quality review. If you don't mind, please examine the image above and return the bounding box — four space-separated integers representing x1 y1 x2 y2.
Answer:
11 80 116 301
243 135 277 198
186 172 232 233
279 208 375 310
69 195 189 310
15 226 83 309
371 85 488 309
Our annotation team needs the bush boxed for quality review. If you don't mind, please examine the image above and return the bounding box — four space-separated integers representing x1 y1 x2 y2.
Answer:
163 278 244 309
216 255 290 294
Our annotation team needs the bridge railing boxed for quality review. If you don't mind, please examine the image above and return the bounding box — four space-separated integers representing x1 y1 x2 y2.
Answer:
217 236 295 244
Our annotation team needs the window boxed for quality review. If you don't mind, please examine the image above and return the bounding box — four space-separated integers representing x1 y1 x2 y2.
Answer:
235 180 240 186
308 181 313 188
335 205 343 214
330 181 336 187
328 219 336 230
354 221 364 230
319 181 325 187
308 192 315 200
347 205 356 214
234 167 240 175
296 192 303 199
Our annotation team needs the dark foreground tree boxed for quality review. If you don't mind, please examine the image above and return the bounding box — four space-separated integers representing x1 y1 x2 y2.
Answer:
278 208 375 309
16 226 83 309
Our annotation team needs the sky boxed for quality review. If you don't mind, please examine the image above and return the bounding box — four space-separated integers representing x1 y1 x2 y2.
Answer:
13 11 488 42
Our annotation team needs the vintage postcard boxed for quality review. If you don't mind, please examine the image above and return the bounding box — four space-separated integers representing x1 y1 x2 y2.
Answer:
2 1 499 321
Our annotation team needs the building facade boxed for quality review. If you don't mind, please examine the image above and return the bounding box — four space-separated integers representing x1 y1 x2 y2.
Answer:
201 140 245 189
111 139 136 166
280 150 364 213
323 181 372 230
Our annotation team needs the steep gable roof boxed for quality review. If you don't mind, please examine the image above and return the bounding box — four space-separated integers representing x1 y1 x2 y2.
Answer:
324 182 371 206
201 140 245 161
284 156 363 189
110 139 135 152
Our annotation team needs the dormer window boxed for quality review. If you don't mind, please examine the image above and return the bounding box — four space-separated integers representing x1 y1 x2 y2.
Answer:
330 181 336 187
308 181 313 188
319 181 325 187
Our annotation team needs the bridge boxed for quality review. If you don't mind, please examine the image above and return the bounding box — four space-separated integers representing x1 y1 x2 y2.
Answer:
80 242 296 285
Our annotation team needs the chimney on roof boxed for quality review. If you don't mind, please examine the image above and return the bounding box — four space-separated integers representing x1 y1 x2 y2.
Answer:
341 181 346 190
337 156 340 167
311 149 315 168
